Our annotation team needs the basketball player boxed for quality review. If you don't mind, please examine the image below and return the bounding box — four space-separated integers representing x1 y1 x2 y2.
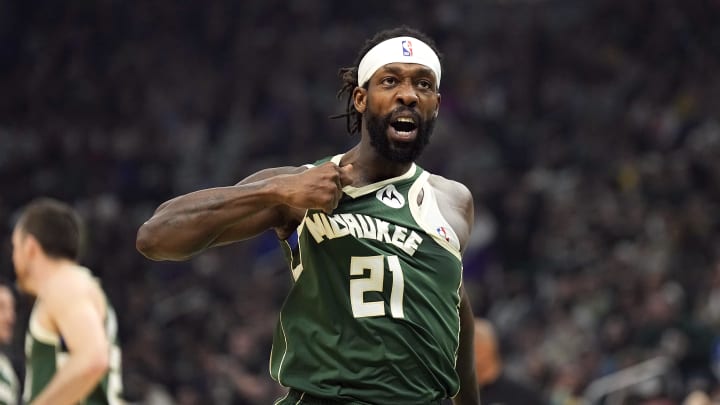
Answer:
0 283 19 405
137 26 479 404
11 198 124 404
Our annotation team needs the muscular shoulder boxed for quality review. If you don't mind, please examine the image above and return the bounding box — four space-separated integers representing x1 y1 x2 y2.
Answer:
427 174 473 204
427 174 474 253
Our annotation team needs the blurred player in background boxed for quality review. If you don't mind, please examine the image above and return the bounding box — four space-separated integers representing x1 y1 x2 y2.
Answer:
0 282 18 405
474 318 546 405
11 198 123 405
137 26 479 404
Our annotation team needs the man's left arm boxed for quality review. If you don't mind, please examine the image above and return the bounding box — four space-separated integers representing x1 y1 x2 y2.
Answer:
453 285 480 405
431 177 479 404
449 179 479 404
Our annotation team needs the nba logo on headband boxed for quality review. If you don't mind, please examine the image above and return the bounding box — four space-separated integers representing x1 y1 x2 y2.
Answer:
402 40 413 56
357 36 441 88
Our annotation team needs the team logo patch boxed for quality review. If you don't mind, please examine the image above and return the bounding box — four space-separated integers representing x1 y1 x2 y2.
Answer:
376 184 405 209
437 226 451 242
402 40 413 56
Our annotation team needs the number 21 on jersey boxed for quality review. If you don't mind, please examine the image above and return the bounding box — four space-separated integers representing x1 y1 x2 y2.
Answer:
350 255 405 319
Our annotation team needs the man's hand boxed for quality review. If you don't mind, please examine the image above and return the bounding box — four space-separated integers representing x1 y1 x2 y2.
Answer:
277 162 354 213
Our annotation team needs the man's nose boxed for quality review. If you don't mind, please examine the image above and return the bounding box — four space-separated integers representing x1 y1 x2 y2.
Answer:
395 82 419 107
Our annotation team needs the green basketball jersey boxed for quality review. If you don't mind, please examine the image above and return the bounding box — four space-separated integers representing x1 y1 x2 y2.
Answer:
23 267 124 405
271 155 464 403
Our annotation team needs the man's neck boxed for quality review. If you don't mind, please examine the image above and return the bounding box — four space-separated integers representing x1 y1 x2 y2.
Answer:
341 145 414 187
24 258 76 296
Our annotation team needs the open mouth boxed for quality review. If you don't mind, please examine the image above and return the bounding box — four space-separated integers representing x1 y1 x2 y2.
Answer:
389 117 418 141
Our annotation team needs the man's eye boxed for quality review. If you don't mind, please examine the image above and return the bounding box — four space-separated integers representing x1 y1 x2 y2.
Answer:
382 77 397 85
418 80 432 89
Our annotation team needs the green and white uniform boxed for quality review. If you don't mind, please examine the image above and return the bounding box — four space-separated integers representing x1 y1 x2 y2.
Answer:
271 155 464 404
23 267 124 405
0 353 18 405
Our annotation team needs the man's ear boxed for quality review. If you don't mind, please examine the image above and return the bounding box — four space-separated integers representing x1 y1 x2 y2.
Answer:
25 235 41 259
353 87 367 114
434 92 441 118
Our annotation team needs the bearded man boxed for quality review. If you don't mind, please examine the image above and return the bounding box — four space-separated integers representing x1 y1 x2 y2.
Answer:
137 26 478 405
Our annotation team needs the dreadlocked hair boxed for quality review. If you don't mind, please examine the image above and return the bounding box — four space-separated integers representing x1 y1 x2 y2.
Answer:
330 26 442 135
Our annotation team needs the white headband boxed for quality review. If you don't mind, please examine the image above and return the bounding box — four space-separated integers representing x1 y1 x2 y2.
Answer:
357 36 441 89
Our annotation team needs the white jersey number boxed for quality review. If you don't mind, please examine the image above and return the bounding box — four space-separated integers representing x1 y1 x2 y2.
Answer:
349 255 405 318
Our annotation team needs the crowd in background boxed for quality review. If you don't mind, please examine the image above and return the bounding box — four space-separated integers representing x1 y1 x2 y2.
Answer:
1 0 719 403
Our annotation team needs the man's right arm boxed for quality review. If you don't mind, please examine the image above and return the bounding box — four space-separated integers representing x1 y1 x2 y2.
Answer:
136 163 354 261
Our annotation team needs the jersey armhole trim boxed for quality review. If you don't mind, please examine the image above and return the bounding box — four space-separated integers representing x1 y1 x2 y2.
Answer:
29 310 60 346
408 172 462 262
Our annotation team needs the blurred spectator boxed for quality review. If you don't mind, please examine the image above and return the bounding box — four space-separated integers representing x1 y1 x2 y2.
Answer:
474 318 546 405
0 283 18 405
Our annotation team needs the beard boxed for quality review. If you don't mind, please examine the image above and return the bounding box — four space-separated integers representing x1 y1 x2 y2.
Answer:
364 106 436 163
